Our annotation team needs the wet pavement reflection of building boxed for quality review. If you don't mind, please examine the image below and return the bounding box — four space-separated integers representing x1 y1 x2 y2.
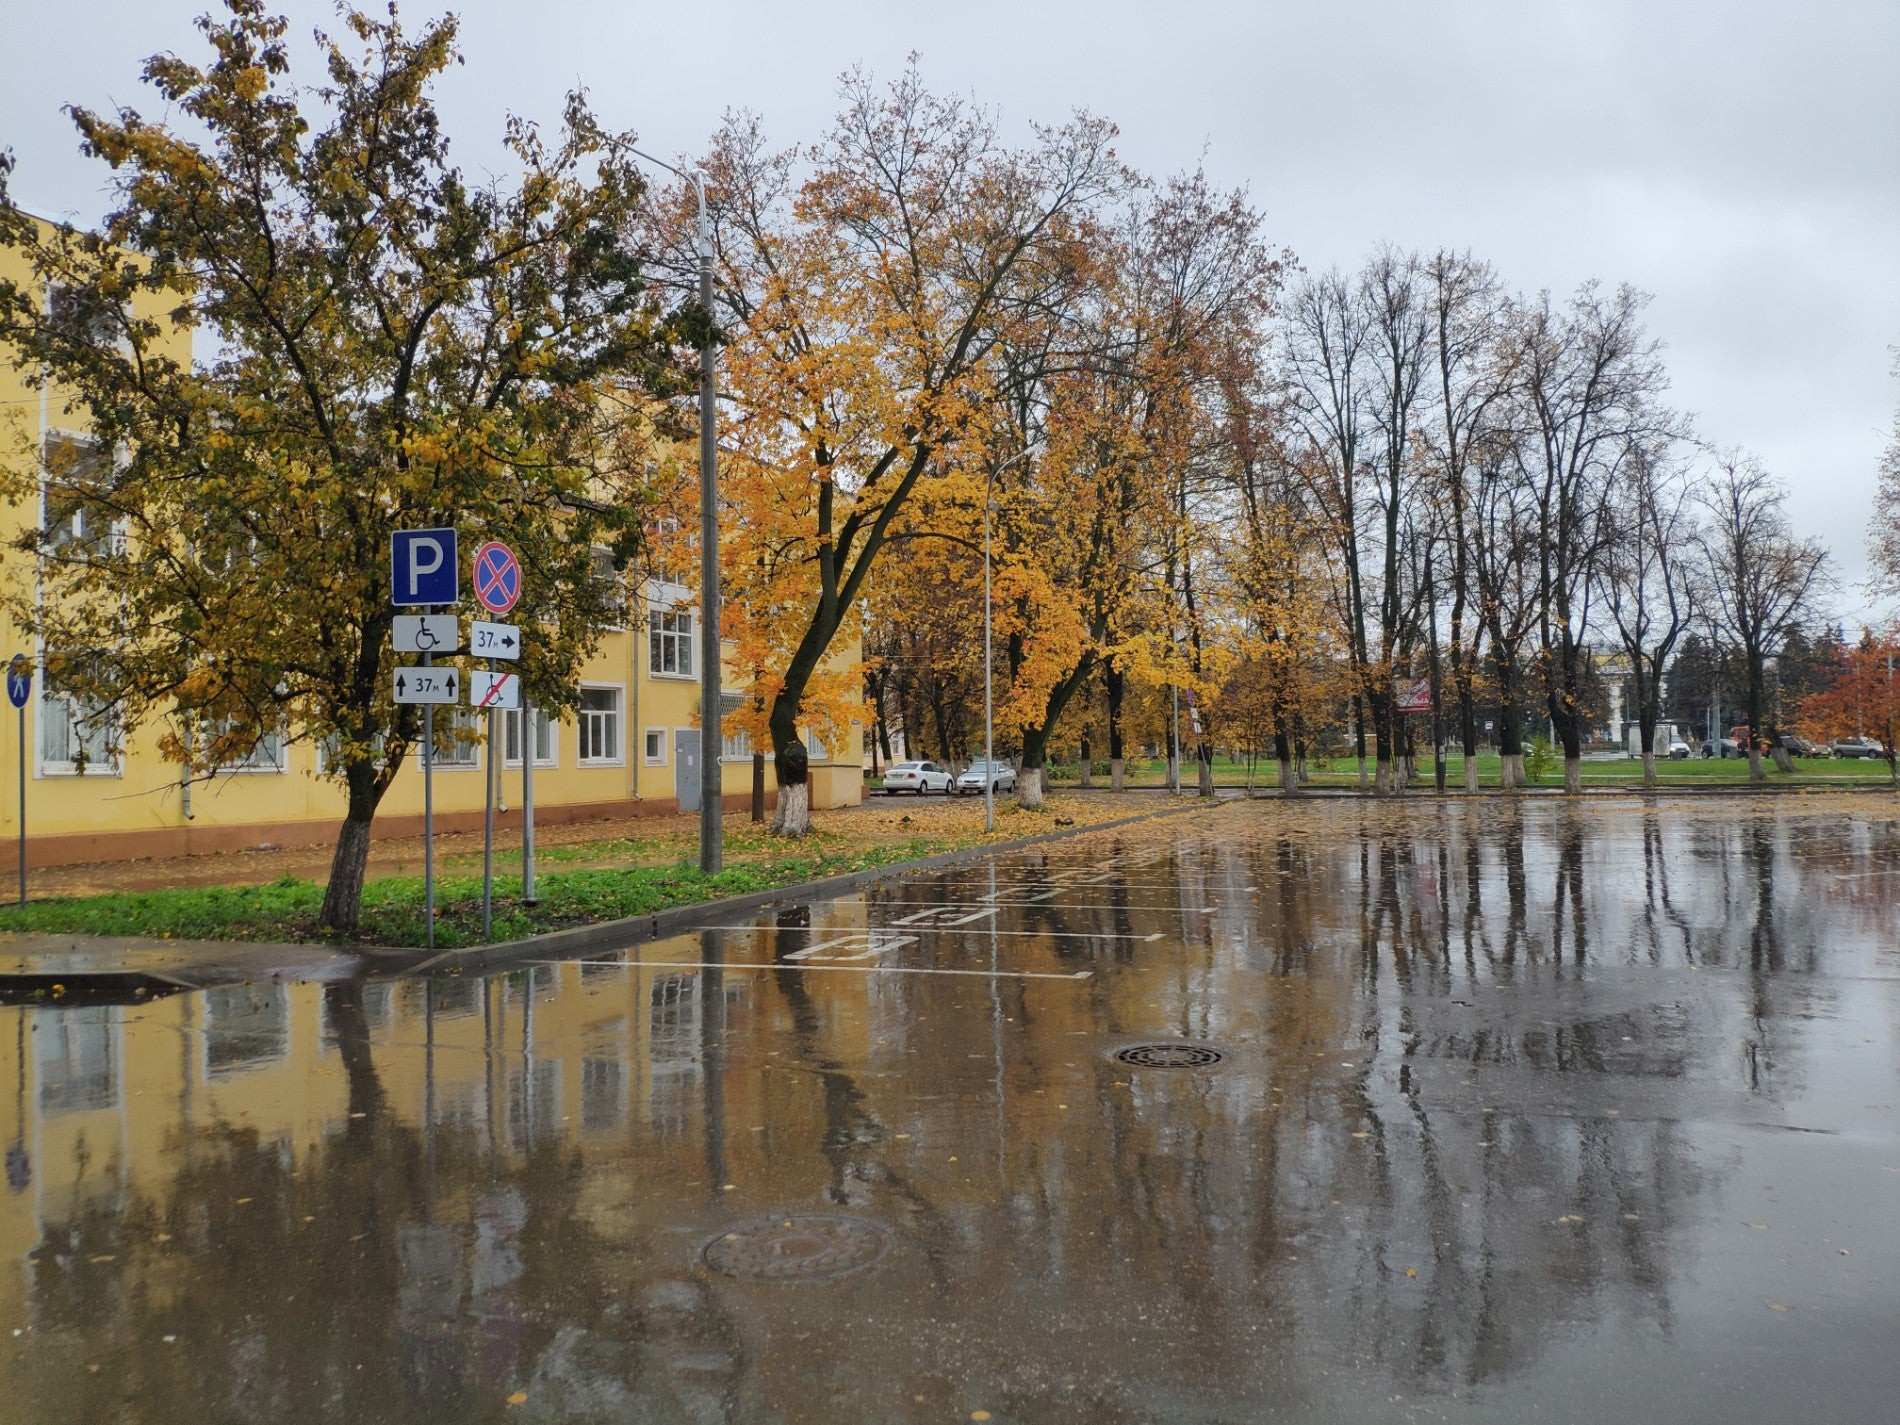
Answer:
3 796 1898 1423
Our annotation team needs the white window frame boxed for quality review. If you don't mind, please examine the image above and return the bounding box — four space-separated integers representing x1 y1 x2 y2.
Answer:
428 707 483 771
502 707 558 770
36 666 121 779
590 545 627 631
578 683 624 767
643 726 668 766
719 692 752 763
647 603 695 680
210 724 289 775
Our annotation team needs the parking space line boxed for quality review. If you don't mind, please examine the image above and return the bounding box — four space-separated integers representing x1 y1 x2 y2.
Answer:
519 958 1093 982
684 923 1167 942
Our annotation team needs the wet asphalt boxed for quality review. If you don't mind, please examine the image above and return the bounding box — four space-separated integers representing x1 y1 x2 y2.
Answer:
2 795 1897 1423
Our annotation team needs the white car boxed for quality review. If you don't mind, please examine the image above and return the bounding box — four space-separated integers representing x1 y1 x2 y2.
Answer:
881 760 952 795
956 760 1017 795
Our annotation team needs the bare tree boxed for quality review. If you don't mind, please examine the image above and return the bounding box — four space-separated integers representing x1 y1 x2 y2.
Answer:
1512 283 1675 793
1699 455 1829 780
1600 435 1698 784
1425 251 1511 790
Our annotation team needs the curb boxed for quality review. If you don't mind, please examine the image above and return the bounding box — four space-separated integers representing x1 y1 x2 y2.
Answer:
407 795 1232 976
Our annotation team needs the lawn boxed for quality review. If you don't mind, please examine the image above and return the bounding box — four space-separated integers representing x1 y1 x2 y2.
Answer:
1043 752 1896 788
0 793 1144 950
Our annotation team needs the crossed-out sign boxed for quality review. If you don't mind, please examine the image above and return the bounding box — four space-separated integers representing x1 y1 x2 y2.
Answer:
472 541 522 615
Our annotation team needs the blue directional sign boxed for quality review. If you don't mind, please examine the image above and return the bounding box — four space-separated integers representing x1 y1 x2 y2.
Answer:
5 655 29 710
391 528 458 607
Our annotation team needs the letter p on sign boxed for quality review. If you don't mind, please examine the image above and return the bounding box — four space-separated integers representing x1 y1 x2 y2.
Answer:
391 528 459 606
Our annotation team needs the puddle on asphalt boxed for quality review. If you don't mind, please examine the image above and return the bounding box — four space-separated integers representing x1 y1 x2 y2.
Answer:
3 798 1898 1422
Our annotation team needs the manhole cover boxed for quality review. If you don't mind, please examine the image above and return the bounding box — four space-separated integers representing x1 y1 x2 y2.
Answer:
1113 1042 1226 1069
703 1214 891 1284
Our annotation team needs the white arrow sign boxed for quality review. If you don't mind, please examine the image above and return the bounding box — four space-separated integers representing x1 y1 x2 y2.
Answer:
393 614 459 654
469 620 520 661
470 669 519 710
393 666 459 704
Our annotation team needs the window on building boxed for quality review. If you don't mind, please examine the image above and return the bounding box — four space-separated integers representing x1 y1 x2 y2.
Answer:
643 727 666 765
503 707 557 768
41 433 118 559
805 727 829 762
427 707 481 769
203 717 288 773
590 546 627 628
648 606 693 677
38 656 118 775
720 692 753 762
579 686 622 764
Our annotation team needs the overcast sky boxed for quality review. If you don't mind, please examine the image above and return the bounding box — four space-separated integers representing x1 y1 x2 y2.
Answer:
6 0 1896 619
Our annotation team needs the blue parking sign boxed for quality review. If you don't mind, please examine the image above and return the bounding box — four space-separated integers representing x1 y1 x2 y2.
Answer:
391 528 458 606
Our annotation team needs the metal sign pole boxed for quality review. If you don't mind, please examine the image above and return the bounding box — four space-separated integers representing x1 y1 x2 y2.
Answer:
521 701 537 906
482 657 495 941
422 613 435 951
15 701 24 907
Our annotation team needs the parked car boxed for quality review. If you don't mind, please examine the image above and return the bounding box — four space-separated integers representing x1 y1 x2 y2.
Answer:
956 759 1017 795
1666 738 1692 760
1701 738 1741 759
1831 737 1887 760
881 760 953 794
1773 733 1825 758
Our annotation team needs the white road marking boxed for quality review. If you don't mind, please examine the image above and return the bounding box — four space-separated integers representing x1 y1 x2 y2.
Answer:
521 958 1092 982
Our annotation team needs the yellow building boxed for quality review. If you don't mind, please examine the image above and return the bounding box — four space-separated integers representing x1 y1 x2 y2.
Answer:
0 213 862 869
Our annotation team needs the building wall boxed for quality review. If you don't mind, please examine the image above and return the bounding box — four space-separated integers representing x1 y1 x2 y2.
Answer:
0 217 864 869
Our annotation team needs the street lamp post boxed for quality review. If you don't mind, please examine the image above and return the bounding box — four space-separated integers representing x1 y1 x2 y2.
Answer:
982 448 1036 833
633 147 721 874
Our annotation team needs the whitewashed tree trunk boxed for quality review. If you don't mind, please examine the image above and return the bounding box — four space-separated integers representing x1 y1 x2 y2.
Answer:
1747 748 1766 782
1464 757 1479 793
1641 749 1657 786
1278 757 1295 792
1563 756 1582 795
1016 765 1045 810
771 780 811 836
1110 757 1125 791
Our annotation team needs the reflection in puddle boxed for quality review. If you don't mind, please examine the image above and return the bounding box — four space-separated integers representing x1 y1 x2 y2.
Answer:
2 797 1898 1422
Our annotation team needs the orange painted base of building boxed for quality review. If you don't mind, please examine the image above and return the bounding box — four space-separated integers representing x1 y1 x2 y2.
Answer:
17 791 777 871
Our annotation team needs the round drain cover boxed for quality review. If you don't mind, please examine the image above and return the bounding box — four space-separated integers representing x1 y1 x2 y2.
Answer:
703 1214 891 1284
1113 1042 1226 1069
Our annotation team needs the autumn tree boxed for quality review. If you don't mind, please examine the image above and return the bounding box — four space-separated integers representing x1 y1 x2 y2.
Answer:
639 68 1121 834
0 2 681 930
1797 627 1899 785
1698 454 1829 779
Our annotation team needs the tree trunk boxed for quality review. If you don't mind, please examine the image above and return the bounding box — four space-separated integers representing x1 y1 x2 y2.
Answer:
1770 744 1795 774
1464 757 1480 793
1197 742 1214 797
319 766 384 933
1353 693 1369 789
1016 763 1045 810
1105 659 1125 790
1079 734 1092 789
1278 757 1295 792
1747 747 1765 782
1641 748 1657 786
1110 758 1125 792
751 751 766 823
769 721 812 836
1563 757 1582 795
1019 725 1050 810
